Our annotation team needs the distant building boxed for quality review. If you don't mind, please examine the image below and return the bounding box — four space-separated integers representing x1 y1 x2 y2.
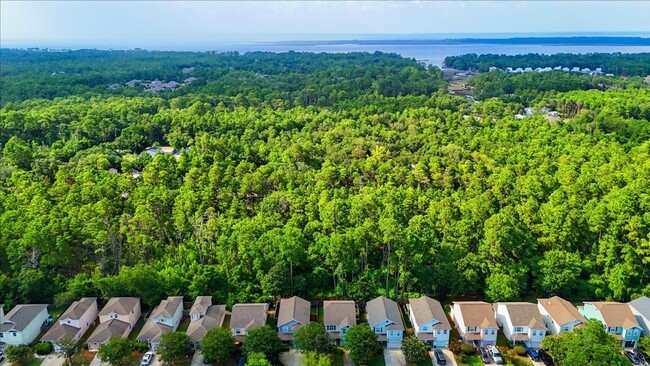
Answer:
562 67 571 72
181 67 195 73
645 75 650 84
524 67 533 72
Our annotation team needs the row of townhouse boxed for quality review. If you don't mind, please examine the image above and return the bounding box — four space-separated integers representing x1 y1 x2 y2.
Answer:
3 295 649 353
452 296 650 349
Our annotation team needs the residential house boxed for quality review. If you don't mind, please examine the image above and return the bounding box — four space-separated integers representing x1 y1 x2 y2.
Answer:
366 296 404 349
42 298 98 351
230 303 268 342
277 296 310 342
537 296 585 335
323 300 356 346
137 296 183 351
186 296 226 348
0 304 49 348
495 302 547 348
407 296 451 348
451 302 498 347
87 297 141 351
628 296 650 336
579 302 642 348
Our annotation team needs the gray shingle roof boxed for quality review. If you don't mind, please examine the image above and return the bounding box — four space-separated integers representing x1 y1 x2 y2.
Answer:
86 319 130 344
190 296 212 316
149 296 183 319
59 298 96 321
366 296 404 331
0 304 48 332
277 296 310 328
629 296 650 320
41 323 80 343
230 303 268 331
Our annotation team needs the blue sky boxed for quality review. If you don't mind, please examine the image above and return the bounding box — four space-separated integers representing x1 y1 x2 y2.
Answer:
1 1 649 48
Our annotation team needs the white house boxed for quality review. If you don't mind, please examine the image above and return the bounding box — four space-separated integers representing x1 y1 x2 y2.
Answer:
451 302 498 347
187 296 226 348
629 296 650 336
367 296 404 349
277 296 310 341
42 298 98 351
495 302 547 348
0 304 49 347
537 296 585 335
407 296 451 348
323 300 356 346
87 297 141 351
138 296 183 350
230 303 268 342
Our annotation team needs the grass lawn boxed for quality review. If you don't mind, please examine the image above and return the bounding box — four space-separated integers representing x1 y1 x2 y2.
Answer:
128 317 146 340
414 354 433 366
369 353 385 366
496 332 512 348
509 356 533 366
19 357 44 366
457 354 483 366
177 316 191 332
330 348 344 366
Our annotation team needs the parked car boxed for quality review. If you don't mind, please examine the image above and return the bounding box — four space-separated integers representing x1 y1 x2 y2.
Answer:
538 349 555 366
633 349 650 364
479 347 491 364
434 349 447 365
42 315 55 327
487 345 503 364
141 352 154 366
526 347 540 362
625 351 643 365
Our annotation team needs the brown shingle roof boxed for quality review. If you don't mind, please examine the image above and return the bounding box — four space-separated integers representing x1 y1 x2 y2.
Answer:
99 297 140 317
324 300 356 329
590 302 640 329
454 302 498 328
87 319 130 344
190 296 212 316
408 296 451 329
150 296 183 319
59 298 96 320
277 296 310 328
498 302 546 330
537 296 585 326
187 305 226 342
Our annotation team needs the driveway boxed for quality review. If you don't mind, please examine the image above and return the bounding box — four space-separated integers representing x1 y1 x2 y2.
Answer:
279 350 304 366
191 350 205 366
383 350 407 366
431 349 457 366
40 354 66 366
88 353 108 366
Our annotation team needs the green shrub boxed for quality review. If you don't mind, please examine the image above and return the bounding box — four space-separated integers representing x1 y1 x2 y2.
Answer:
133 341 149 353
34 342 53 355
460 343 477 355
512 345 526 356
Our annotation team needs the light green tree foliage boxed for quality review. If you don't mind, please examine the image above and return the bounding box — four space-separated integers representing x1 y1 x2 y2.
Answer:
294 322 332 354
541 319 628 366
303 351 332 366
244 326 283 361
5 344 32 363
401 335 428 363
246 352 272 366
159 332 194 364
344 325 382 365
97 338 134 366
200 327 235 363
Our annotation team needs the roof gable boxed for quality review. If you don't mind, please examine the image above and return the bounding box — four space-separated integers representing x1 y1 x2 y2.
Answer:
589 302 640 329
99 297 140 317
367 296 404 330
537 296 585 326
454 301 498 328
408 296 451 329
629 296 650 319
499 302 546 330
323 300 356 328
277 296 310 327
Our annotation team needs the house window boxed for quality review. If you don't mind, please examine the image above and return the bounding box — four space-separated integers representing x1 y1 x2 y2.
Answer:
484 330 489 335
607 326 618 333
633 330 640 336
514 326 524 333
467 326 477 332
0 333 3 338
374 327 383 333
341 328 347 334
388 331 394 337
281 326 289 333
326 325 336 331
235 328 241 334
562 326 570 332
11 332 17 337
444 330 448 334
67 320 72 324
110 313 118 319
491 330 496 335
422 326 428 331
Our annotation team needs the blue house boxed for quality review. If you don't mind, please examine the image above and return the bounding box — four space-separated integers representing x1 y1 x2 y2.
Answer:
579 302 642 348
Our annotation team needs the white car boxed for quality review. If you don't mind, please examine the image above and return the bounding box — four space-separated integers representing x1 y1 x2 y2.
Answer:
141 352 154 366
488 345 503 364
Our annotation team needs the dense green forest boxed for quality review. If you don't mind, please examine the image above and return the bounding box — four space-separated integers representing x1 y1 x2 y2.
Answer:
1 50 649 310
443 52 650 76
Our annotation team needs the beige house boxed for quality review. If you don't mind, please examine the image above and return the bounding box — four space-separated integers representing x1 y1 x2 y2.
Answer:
537 296 585 335
87 297 141 351
277 296 310 341
451 301 498 347
230 303 268 342
42 298 98 351
407 296 451 348
187 296 226 348
323 300 356 346
138 296 184 350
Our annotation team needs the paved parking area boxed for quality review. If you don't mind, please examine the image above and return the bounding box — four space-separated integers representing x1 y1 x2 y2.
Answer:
40 354 66 366
279 349 304 366
431 349 457 366
383 350 407 366
191 350 205 366
88 353 107 366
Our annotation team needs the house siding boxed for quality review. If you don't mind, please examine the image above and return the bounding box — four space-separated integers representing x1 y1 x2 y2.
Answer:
4 307 49 345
